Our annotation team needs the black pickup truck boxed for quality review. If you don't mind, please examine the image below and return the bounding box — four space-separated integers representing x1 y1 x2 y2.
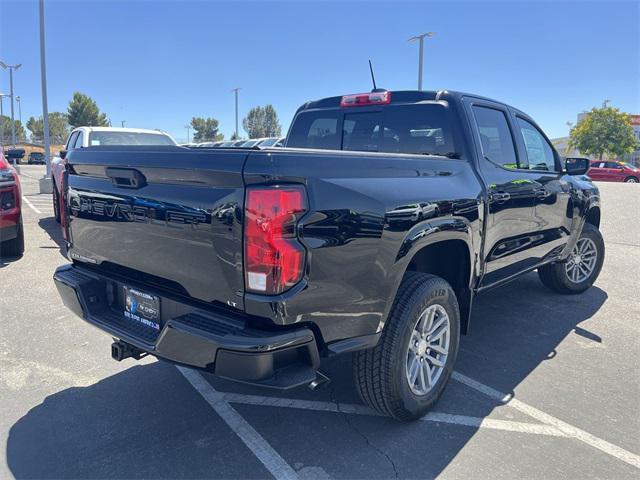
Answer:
54 89 603 420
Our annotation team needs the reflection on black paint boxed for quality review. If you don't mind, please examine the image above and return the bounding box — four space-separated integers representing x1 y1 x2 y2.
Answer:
303 209 384 247
68 190 212 228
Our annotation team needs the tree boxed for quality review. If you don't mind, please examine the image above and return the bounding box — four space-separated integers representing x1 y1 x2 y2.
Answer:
190 117 224 142
243 104 282 138
570 101 639 160
26 112 70 144
67 92 108 128
0 116 27 143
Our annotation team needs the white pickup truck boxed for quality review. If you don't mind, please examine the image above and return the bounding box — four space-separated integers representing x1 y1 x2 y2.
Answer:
51 127 177 223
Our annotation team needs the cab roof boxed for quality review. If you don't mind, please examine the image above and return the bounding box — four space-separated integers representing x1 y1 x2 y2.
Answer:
297 89 523 115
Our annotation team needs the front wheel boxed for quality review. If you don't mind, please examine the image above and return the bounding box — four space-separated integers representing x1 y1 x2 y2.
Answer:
538 223 604 294
353 272 460 421
624 176 638 183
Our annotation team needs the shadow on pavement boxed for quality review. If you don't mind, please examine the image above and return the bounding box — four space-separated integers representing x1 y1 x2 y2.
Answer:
38 216 66 257
6 362 270 479
0 253 23 268
6 273 608 479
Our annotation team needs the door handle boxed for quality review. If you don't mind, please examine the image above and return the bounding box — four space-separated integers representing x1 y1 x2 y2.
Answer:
105 167 147 189
534 189 551 199
490 192 511 204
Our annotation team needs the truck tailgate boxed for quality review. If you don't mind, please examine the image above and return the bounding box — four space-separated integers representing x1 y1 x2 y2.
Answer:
65 147 247 309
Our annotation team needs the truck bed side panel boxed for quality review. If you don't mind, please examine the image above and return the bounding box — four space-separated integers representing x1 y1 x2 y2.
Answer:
243 149 483 343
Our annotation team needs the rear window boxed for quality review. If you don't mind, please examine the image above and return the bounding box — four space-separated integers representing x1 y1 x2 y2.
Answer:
88 132 175 146
287 104 457 157
288 111 340 150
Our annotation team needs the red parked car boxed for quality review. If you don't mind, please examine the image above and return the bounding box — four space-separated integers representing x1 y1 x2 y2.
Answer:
0 147 24 257
588 160 640 183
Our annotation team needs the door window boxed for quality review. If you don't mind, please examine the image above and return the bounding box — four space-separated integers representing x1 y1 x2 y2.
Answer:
472 106 520 169
516 118 557 171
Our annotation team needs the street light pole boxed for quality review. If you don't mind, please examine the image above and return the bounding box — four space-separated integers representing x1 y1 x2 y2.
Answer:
38 0 53 192
0 61 22 147
232 88 240 139
16 96 21 127
408 32 435 91
185 125 191 143
0 93 7 146
121 120 126 128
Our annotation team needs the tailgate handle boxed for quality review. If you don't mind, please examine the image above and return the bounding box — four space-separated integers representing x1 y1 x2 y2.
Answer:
105 168 147 189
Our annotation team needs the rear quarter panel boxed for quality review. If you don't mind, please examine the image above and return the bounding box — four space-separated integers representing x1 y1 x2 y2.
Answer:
243 149 482 344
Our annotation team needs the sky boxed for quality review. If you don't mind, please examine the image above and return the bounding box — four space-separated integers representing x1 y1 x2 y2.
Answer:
0 0 638 143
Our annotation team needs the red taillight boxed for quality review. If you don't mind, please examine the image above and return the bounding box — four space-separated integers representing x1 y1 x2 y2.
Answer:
340 91 391 107
244 186 307 295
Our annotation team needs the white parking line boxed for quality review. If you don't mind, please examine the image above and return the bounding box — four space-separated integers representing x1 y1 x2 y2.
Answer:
220 391 565 437
452 371 640 469
177 367 300 480
24 198 52 203
21 196 42 214
179 365 639 469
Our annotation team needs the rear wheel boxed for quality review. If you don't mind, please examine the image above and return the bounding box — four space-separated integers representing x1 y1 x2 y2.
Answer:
0 216 24 258
353 272 460 421
53 183 61 223
624 176 638 183
538 223 604 294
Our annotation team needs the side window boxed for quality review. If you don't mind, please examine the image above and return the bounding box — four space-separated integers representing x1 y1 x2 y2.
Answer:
516 118 557 171
74 131 85 149
342 112 381 152
472 106 520 169
66 132 78 150
605 161 620 169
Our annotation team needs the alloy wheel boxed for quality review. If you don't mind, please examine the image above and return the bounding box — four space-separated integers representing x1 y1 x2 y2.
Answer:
565 237 597 283
406 304 450 396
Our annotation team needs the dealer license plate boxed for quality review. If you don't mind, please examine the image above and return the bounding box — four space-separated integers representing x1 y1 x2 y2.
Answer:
123 286 161 331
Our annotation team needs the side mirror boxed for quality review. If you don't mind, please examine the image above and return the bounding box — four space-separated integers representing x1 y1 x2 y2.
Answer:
59 150 67 160
565 157 590 175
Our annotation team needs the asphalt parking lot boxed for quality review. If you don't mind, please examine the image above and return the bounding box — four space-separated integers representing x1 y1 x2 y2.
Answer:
1 164 639 479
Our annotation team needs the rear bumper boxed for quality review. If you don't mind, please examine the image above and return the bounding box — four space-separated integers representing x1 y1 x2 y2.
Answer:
53 264 320 388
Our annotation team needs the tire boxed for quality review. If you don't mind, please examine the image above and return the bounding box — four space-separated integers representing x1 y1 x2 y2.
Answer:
0 216 25 258
353 272 460 421
538 223 604 294
624 177 638 183
53 183 61 223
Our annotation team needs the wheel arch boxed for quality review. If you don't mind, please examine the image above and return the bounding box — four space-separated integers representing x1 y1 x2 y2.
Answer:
384 222 476 336
585 205 601 229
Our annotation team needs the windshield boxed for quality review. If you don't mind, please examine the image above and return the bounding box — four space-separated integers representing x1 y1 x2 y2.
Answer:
88 131 175 146
287 103 457 157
